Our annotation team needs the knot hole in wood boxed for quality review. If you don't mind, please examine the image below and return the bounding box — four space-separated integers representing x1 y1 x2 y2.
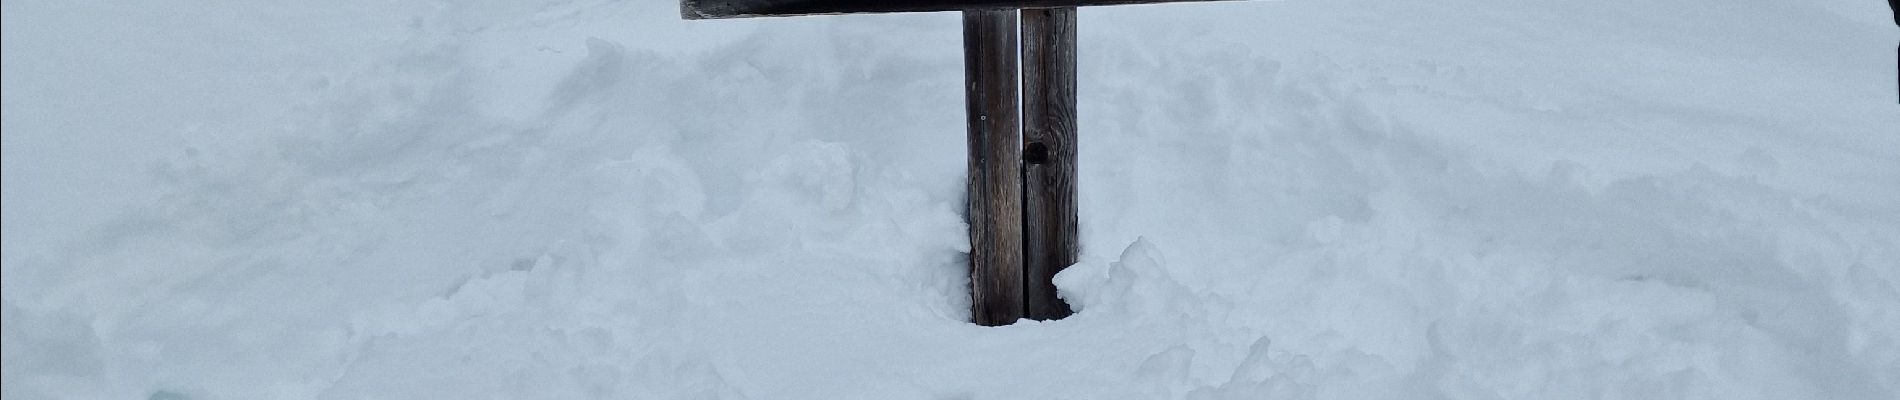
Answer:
1024 142 1050 164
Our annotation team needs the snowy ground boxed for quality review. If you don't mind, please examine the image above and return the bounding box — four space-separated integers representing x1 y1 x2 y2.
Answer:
5 0 1899 399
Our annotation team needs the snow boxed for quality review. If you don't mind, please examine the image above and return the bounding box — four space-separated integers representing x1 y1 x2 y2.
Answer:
4 0 1898 398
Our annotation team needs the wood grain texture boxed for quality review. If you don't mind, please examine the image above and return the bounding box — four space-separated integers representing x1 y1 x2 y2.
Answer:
1020 7 1077 321
682 0 1234 19
963 10 1025 327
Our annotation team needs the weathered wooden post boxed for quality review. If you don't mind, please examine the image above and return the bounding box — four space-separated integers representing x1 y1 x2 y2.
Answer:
1019 7 1077 321
680 0 1239 326
962 9 1026 326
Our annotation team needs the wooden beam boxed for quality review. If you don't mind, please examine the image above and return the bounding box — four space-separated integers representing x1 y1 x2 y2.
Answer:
962 9 1025 326
683 0 1232 19
1020 7 1078 321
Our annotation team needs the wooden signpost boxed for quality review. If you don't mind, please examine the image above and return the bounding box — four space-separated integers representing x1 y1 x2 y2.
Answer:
683 0 1230 326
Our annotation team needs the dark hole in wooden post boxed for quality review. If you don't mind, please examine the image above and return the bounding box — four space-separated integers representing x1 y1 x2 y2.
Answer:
1024 142 1050 164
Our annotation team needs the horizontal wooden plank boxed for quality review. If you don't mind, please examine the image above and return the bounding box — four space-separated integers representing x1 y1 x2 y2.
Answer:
683 0 1232 19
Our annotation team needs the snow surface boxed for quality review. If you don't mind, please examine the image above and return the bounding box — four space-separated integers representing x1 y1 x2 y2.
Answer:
4 0 1899 398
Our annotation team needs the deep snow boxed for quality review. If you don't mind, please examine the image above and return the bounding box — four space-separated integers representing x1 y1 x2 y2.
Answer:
4 0 1899 399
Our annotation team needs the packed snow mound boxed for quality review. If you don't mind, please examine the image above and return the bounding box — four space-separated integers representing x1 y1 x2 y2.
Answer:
4 0 1898 399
